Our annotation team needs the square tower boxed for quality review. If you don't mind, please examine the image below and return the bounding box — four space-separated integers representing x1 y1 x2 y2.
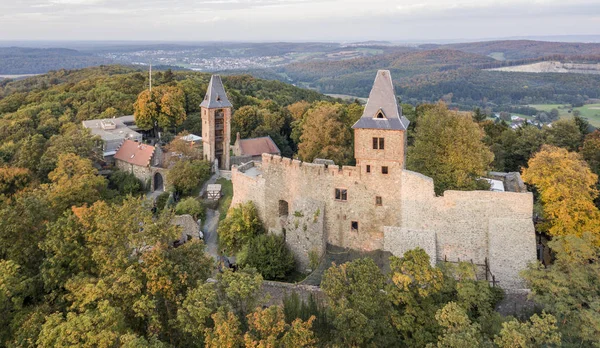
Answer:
200 75 232 170
352 70 410 173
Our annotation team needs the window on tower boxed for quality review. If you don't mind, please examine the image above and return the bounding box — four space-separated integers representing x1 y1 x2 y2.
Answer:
373 137 385 150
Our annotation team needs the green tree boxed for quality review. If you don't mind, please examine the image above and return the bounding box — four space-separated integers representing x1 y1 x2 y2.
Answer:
37 127 99 179
522 233 598 345
472 107 487 123
0 260 29 345
298 102 353 165
13 134 46 173
175 197 205 220
407 103 494 195
218 202 264 254
581 130 600 175
388 248 445 346
37 301 141 348
494 312 561 348
543 118 583 151
108 170 144 195
237 234 295 281
321 258 395 347
433 302 482 348
167 159 211 196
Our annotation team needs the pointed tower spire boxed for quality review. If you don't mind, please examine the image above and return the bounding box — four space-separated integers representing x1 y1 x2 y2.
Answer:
352 70 409 130
200 75 232 109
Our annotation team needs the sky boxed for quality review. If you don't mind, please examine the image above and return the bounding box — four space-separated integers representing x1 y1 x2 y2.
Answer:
1 0 599 42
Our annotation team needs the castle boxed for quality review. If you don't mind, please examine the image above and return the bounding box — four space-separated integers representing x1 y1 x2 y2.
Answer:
207 70 535 289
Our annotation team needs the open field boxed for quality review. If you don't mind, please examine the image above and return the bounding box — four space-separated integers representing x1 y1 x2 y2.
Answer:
529 103 600 127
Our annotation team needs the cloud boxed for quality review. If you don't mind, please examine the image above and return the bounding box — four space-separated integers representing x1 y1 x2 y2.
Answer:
0 0 599 41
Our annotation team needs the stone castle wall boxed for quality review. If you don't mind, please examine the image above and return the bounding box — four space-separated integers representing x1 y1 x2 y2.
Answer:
232 155 536 289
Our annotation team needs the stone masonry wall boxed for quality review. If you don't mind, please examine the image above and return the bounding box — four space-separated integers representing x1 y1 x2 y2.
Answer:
232 156 536 289
279 199 326 272
116 160 152 184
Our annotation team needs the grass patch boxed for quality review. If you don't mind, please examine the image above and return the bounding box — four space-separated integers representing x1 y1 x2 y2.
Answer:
217 177 233 221
529 103 600 127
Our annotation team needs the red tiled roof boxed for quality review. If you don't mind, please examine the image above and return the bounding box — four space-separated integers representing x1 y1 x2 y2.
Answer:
114 140 155 167
239 136 280 157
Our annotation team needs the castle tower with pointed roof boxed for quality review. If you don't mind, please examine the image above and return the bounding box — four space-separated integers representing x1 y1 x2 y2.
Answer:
352 70 410 174
201 75 232 169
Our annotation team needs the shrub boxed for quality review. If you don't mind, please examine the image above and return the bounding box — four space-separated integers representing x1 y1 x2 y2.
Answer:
218 201 263 254
175 197 205 220
237 234 295 280
155 192 170 211
108 170 143 195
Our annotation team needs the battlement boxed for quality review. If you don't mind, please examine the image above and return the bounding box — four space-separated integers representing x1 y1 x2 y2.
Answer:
261 153 362 178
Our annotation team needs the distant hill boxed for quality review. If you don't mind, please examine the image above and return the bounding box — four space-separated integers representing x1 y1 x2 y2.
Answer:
0 47 112 74
267 47 600 109
429 40 600 60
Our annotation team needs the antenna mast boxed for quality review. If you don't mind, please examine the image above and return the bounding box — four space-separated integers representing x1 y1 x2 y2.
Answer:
149 62 152 92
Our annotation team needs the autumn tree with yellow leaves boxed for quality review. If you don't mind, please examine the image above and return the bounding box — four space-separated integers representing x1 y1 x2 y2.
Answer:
133 85 186 135
522 145 600 241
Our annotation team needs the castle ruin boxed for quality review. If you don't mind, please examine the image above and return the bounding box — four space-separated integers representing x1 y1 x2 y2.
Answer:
230 70 536 289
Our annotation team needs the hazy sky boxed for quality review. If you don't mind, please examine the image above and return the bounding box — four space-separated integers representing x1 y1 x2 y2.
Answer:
1 0 599 42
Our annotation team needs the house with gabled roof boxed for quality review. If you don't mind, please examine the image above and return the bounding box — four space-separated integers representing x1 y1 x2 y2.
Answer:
232 133 281 162
114 139 166 191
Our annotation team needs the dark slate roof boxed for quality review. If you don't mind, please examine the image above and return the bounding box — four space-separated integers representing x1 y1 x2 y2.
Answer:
352 70 410 131
200 75 233 109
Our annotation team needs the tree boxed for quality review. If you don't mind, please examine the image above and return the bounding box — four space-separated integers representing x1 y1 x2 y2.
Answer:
218 202 264 254
494 312 561 348
13 134 46 173
108 170 143 195
298 102 353 165
36 301 141 348
388 248 445 346
407 103 494 195
204 310 243 348
0 190 52 275
0 260 29 345
175 197 205 220
543 118 583 151
237 234 295 281
581 130 600 175
133 85 186 134
0 167 30 195
496 125 546 172
232 106 263 140
321 258 395 347
167 159 211 196
244 306 316 348
433 302 482 348
522 145 600 240
472 107 487 123
37 126 99 179
45 153 107 212
522 233 599 345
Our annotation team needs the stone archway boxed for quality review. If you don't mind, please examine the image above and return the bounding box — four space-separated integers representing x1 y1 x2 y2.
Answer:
153 172 164 192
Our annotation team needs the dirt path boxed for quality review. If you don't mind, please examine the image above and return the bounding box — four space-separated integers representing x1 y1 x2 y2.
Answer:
203 208 220 261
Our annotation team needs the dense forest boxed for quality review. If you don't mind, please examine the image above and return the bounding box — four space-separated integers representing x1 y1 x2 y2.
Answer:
427 39 600 60
272 49 600 108
0 66 599 346
0 47 113 75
